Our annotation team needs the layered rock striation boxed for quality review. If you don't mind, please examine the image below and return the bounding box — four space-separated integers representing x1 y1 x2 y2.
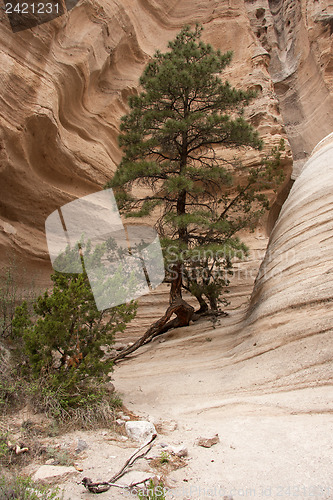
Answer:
248 132 333 333
0 0 290 284
246 0 333 176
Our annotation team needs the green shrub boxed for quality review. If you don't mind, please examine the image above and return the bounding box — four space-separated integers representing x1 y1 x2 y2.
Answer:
137 479 166 500
0 473 62 499
0 257 37 340
10 243 137 420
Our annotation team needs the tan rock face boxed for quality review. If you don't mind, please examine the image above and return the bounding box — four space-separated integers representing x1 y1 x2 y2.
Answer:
0 1 332 331
245 0 333 176
0 0 291 286
247 132 333 349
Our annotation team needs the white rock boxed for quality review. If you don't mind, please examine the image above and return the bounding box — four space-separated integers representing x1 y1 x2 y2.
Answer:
123 416 130 421
125 420 156 442
33 465 77 481
116 419 125 425
171 445 188 457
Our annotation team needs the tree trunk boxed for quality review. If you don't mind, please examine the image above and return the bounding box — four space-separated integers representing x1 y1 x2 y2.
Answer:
169 262 182 303
195 294 209 314
111 298 194 363
208 295 218 312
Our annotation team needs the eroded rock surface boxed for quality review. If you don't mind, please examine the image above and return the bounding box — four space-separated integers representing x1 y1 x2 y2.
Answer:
246 0 333 176
246 132 333 359
0 0 291 286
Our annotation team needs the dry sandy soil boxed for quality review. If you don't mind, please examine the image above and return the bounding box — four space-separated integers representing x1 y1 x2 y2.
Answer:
22 231 331 500
39 310 333 500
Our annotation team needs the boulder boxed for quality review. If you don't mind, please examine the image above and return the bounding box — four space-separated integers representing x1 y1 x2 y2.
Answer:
171 444 188 458
125 420 156 442
33 465 78 481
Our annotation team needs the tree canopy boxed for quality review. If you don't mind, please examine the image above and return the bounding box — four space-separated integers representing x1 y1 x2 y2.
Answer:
106 24 284 320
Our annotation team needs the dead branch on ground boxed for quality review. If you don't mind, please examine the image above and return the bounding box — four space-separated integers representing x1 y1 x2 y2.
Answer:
82 433 157 494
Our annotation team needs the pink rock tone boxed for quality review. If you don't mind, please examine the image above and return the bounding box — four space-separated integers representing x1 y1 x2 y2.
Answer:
0 0 293 288
1 5 333 497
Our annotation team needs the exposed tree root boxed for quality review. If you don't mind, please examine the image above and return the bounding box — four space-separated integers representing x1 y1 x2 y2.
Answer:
111 298 194 363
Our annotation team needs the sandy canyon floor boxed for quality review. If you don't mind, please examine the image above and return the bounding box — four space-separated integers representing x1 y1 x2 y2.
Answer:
21 233 331 500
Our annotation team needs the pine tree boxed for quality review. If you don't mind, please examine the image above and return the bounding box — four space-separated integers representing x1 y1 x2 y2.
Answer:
106 24 284 333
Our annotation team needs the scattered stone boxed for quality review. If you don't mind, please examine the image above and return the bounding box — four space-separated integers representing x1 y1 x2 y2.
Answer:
125 420 156 442
15 444 29 454
33 465 78 481
171 445 188 458
116 419 125 425
196 434 220 448
156 419 178 433
159 442 169 448
74 464 84 472
45 458 56 465
76 439 88 454
118 436 128 442
101 431 107 436
123 415 130 421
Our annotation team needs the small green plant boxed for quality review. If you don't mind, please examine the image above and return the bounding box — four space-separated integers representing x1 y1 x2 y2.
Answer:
159 450 170 464
0 256 37 339
11 242 137 420
0 473 62 499
137 479 166 499
45 446 72 466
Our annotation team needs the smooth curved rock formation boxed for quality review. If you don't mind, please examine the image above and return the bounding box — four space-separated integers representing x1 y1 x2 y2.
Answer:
0 0 291 285
248 132 333 333
246 0 333 176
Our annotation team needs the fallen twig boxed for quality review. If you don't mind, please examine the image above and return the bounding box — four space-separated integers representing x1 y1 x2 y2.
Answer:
111 298 194 363
82 433 157 494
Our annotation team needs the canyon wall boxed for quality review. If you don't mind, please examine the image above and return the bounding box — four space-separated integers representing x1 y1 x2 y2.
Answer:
246 0 333 176
0 0 332 315
248 132 333 338
1 0 291 287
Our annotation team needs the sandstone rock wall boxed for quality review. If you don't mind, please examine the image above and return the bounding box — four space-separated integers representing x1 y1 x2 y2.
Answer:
246 132 333 356
245 0 333 177
0 0 290 287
